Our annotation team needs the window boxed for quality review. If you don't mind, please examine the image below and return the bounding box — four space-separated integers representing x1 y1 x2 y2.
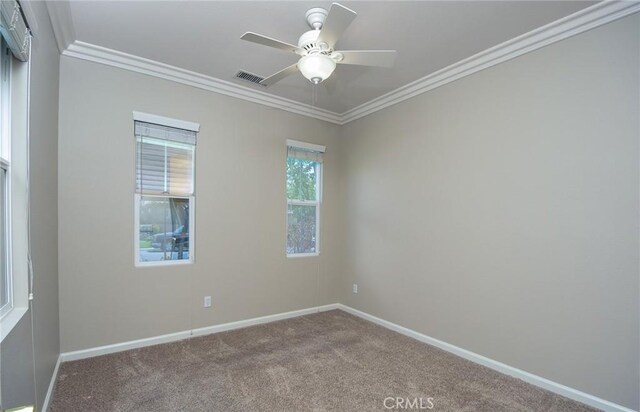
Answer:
0 0 31 341
134 114 199 266
1 40 11 318
286 140 325 257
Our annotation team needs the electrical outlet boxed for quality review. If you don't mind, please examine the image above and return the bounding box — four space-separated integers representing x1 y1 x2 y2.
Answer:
204 296 212 308
353 284 358 294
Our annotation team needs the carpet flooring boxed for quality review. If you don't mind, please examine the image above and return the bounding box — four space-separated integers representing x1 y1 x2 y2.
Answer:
50 310 596 411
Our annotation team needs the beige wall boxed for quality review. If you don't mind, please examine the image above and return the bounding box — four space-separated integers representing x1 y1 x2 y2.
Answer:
340 15 639 410
58 57 344 352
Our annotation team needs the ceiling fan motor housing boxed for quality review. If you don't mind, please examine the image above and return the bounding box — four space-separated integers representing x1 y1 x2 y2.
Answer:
298 30 328 54
300 7 332 55
305 7 328 30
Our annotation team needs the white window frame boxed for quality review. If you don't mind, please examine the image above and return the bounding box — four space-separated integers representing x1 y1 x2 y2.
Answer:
133 112 198 268
286 140 324 258
0 37 30 342
0 159 12 318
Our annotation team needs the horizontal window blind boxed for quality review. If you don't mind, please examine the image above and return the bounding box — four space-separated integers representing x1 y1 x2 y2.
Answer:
287 146 323 163
0 0 30 61
135 121 197 145
135 122 195 196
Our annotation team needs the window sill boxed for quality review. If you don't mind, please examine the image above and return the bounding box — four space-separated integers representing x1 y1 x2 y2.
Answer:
0 306 28 343
286 253 320 258
135 259 193 268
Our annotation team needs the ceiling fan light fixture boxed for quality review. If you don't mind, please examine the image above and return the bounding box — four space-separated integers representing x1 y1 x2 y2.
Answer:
240 3 397 87
298 54 336 84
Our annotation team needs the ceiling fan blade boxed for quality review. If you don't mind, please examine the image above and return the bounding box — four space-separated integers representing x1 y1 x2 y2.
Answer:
335 50 397 67
240 32 302 54
260 64 299 86
317 3 357 48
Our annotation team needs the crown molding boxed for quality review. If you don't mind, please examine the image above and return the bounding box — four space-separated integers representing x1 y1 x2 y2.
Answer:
45 0 75 53
62 41 343 125
340 0 640 124
54 1 639 126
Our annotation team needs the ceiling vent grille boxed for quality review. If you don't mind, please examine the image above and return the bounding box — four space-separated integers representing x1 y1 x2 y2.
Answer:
235 70 266 86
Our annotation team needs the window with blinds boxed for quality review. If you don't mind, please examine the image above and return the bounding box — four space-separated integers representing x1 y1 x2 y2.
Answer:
0 39 10 318
0 3 30 335
286 140 325 257
134 117 198 266
0 0 30 62
135 122 196 196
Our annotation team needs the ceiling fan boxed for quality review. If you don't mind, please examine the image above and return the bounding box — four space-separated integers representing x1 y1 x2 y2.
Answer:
240 3 397 86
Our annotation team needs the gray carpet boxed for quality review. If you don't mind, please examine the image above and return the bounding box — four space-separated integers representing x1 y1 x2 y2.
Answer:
50 310 596 411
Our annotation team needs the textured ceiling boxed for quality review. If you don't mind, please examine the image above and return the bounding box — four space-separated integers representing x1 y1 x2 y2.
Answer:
67 1 596 113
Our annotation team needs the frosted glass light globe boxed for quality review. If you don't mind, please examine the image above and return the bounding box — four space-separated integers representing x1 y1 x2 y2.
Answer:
298 54 336 84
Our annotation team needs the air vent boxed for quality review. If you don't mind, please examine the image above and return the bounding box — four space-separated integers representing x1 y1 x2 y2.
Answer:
235 70 266 86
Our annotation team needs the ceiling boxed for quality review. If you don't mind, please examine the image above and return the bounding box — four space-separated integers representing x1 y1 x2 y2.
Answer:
64 1 596 114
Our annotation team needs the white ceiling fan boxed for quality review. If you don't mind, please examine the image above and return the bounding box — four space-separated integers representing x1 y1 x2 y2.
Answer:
240 3 397 86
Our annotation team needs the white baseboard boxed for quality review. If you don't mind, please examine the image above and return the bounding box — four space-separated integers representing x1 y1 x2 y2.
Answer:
56 302 634 412
59 303 340 362
60 329 191 362
191 304 340 337
42 354 61 412
336 304 636 412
